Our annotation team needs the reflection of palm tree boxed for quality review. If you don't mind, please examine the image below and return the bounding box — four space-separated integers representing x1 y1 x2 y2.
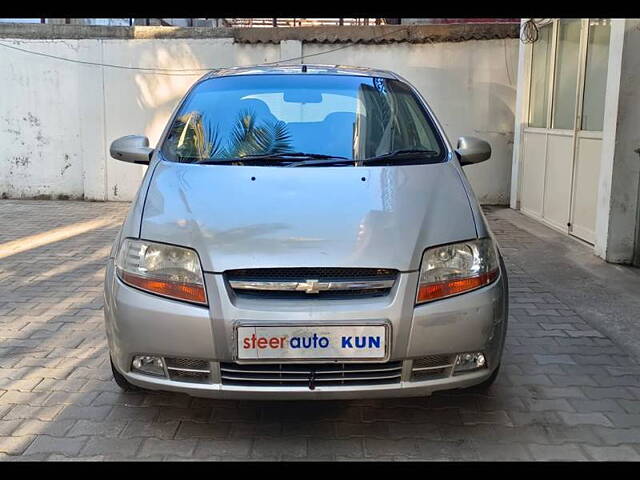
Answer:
172 109 293 161
170 112 224 160
228 109 292 158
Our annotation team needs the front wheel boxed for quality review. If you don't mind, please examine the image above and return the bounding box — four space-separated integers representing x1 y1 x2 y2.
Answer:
110 357 141 392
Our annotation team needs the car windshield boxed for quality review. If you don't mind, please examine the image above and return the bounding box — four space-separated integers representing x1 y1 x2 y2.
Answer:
161 74 446 165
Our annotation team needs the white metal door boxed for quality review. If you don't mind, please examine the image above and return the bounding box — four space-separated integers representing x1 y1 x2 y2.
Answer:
519 19 610 245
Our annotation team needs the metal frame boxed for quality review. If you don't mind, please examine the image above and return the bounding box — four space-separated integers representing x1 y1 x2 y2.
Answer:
567 19 592 238
520 18 609 244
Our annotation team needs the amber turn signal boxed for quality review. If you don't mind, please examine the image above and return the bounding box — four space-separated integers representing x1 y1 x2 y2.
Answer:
416 270 498 303
121 271 207 304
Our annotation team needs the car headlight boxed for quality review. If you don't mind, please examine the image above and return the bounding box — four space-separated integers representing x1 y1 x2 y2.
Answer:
416 238 499 304
115 238 207 305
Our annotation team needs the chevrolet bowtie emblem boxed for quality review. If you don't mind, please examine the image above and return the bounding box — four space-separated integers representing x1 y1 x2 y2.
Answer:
295 279 324 294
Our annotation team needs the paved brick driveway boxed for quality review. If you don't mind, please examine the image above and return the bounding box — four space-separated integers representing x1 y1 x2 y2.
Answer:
1 200 639 461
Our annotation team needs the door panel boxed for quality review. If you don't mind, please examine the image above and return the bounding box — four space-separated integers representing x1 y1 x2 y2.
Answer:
542 133 573 232
570 135 602 243
521 131 547 218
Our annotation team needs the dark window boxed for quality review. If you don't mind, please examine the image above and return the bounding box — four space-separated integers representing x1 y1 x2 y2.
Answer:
161 74 445 165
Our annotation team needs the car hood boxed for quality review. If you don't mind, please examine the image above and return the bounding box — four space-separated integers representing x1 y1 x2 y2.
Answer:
140 160 477 272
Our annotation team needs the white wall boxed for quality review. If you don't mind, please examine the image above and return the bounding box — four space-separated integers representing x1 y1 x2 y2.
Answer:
0 36 518 203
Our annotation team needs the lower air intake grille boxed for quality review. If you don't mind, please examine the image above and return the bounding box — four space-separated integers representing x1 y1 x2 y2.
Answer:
410 355 455 381
220 361 402 387
165 357 211 384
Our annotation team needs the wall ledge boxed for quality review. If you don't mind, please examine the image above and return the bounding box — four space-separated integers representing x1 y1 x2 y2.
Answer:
0 23 519 44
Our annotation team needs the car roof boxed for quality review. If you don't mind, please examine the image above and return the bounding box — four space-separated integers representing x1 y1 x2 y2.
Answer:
199 64 401 82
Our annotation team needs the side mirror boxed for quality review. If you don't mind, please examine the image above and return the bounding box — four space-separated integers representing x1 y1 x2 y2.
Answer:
110 135 153 165
455 136 491 166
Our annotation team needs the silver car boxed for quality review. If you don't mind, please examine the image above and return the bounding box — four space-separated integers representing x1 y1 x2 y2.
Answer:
104 65 508 400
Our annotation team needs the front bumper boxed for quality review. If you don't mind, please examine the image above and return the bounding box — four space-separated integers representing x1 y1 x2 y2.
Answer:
104 260 507 400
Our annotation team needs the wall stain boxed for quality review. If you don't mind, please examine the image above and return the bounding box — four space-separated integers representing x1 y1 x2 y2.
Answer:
60 154 72 175
23 113 40 127
36 130 49 145
12 156 30 168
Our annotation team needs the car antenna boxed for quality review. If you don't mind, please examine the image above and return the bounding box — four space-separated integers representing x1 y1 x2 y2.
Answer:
301 64 307 73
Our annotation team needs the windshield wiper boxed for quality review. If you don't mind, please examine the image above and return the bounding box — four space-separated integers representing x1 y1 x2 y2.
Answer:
243 152 348 160
189 149 439 167
358 149 440 165
285 158 357 167
285 149 441 168
194 152 349 165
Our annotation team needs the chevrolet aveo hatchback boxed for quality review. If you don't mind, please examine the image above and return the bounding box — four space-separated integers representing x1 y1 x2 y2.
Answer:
104 65 508 399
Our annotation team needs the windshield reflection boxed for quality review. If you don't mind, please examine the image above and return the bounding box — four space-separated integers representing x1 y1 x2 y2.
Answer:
161 74 445 165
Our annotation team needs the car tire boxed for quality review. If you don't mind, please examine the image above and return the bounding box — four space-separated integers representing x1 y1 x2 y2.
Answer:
110 357 141 392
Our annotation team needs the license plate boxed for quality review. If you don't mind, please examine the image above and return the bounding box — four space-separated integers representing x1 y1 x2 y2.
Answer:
236 324 388 361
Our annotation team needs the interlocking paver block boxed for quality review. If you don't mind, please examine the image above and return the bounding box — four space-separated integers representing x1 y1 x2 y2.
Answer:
138 438 197 458
592 427 640 445
23 435 88 456
3 405 63 421
66 420 127 438
193 439 252 458
528 444 588 461
105 406 159 422
251 437 307 459
0 435 36 455
174 421 230 439
2 201 640 461
470 441 533 461
81 437 143 457
604 413 640 428
307 438 364 459
11 419 75 437
583 445 640 461
557 412 614 427
525 399 575 412
56 405 112 422
121 420 180 439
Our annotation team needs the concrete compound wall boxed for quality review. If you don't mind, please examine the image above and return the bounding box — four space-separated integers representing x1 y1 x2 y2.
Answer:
594 19 640 264
0 26 518 203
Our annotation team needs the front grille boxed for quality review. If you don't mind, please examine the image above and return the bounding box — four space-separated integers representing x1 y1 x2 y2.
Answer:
165 357 211 384
410 354 455 381
220 361 402 387
226 267 398 299
226 267 397 280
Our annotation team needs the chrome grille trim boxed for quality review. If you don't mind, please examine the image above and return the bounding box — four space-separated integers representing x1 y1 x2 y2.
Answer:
166 366 210 374
225 267 398 299
412 364 454 372
220 365 401 375
220 361 402 387
221 373 402 383
229 279 395 293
